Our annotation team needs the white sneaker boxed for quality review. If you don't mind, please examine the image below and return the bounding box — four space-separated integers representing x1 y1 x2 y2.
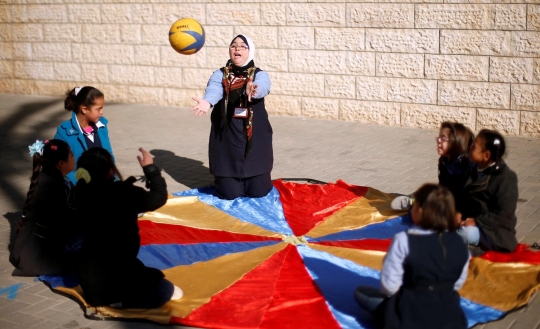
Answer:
391 196 412 210
171 285 183 300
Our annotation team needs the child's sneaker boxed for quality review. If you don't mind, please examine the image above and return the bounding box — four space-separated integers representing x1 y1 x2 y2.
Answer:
390 196 412 210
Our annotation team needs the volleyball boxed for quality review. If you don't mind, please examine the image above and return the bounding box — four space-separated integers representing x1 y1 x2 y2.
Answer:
168 18 205 55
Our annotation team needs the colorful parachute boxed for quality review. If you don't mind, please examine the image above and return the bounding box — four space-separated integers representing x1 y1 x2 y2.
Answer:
41 180 540 328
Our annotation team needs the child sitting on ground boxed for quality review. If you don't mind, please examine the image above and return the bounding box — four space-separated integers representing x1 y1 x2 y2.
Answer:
54 86 114 184
355 183 469 329
10 139 80 276
391 121 474 212
458 129 518 253
75 147 182 308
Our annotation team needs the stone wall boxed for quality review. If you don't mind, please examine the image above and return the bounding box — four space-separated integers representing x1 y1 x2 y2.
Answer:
1 1 539 136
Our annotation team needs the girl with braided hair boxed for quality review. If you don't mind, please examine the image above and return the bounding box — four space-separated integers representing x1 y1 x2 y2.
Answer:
458 129 519 252
10 139 80 276
190 34 273 200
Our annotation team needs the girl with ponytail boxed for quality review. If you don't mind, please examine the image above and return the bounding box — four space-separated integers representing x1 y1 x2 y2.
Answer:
10 139 80 276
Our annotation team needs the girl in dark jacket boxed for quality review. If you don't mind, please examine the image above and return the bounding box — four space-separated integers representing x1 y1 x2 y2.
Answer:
75 147 182 308
10 139 79 276
458 129 518 252
355 183 469 329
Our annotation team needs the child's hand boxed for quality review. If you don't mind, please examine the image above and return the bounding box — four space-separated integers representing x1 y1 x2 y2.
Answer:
190 97 211 116
137 147 154 167
460 218 476 227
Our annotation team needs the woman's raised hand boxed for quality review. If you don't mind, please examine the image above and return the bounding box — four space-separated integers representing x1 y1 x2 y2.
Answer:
190 97 211 116
246 81 258 102
137 147 154 167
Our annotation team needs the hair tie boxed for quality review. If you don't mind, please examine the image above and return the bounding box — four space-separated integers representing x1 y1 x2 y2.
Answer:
74 86 83 96
28 140 45 157
493 138 500 145
75 168 92 183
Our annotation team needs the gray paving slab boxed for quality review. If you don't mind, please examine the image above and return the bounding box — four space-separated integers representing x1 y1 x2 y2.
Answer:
0 93 539 328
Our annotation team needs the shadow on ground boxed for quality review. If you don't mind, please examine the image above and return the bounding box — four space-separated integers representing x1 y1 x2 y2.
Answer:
150 149 214 189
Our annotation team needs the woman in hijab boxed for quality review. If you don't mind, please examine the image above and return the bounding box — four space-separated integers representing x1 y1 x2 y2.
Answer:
190 34 273 200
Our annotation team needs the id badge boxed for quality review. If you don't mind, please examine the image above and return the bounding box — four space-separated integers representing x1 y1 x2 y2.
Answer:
233 107 248 118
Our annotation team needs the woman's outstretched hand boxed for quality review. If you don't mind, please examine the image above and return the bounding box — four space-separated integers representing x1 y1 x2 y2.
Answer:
246 81 258 102
190 97 211 116
137 147 154 167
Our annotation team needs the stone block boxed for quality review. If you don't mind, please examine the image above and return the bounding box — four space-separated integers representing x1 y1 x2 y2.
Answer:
439 81 510 109
325 75 356 99
161 45 206 68
493 5 526 30
73 44 134 65
0 78 14 93
0 60 13 78
235 26 277 49
164 87 200 107
135 45 160 66
271 72 324 97
0 24 12 42
257 49 287 72
490 57 533 83
154 4 205 25
207 4 260 25
477 108 519 135
182 68 214 90
54 62 81 81
121 24 141 44
12 23 42 41
204 26 234 47
43 24 81 42
348 4 414 28
127 86 165 105
26 79 69 96
132 4 153 24
261 4 287 26
32 43 71 61
417 4 489 29
82 24 120 44
10 5 25 23
68 4 100 23
142 24 170 46
14 61 53 80
534 59 540 84
109 65 155 86
96 84 128 103
0 5 10 23
347 52 376 76
13 42 31 60
512 31 540 57
264 94 302 116
401 104 476 130
278 27 314 49
340 100 400 125
366 29 438 53
0 42 12 60
529 5 540 31
289 50 345 74
302 97 339 120
155 66 183 88
101 4 131 24
315 28 365 51
357 77 437 104
440 30 512 55
520 111 540 137
27 5 66 22
376 53 424 78
425 54 488 81
205 47 225 69
81 64 109 83
287 4 345 27
511 84 540 111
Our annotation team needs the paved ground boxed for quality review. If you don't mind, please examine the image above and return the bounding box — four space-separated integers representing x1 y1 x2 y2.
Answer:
0 93 539 329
